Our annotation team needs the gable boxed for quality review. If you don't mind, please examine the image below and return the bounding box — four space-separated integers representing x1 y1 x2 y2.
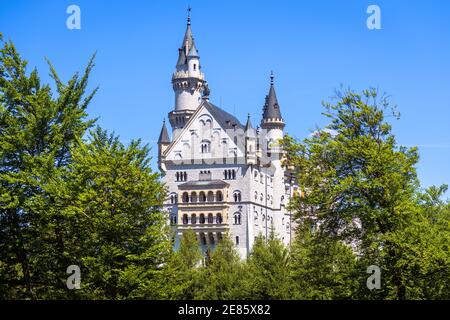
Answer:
164 101 246 164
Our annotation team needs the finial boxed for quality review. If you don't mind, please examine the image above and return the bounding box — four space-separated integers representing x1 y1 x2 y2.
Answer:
247 113 251 119
270 71 274 86
187 6 191 25
163 118 166 124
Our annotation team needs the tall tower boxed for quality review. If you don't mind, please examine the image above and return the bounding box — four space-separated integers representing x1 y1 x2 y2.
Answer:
260 72 285 155
261 72 285 210
169 9 207 139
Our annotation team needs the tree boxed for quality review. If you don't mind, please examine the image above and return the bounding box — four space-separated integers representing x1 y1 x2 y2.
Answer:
290 224 358 299
194 233 244 300
0 35 96 299
283 88 449 299
241 234 293 299
58 128 171 299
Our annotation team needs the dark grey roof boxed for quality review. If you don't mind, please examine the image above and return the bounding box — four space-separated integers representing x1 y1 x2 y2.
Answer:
203 101 244 130
158 120 170 144
178 179 230 189
245 113 253 131
262 84 282 120
188 39 199 57
182 22 193 52
176 48 186 66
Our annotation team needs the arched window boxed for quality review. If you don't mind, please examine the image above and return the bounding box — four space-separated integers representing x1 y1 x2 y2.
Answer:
200 232 207 245
200 213 205 224
233 191 241 202
191 192 197 203
201 141 210 153
235 236 239 245
207 191 214 202
176 172 179 182
232 170 236 179
217 232 223 242
208 233 215 245
224 170 228 180
184 172 187 181
216 191 223 202
182 214 188 224
216 213 223 224
199 192 206 203
191 214 197 224
234 212 241 225
182 192 189 203
207 213 214 224
193 63 197 71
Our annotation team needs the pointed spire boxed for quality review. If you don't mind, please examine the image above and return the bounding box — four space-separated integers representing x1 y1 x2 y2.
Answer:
158 119 170 144
182 7 194 55
188 38 199 57
262 72 282 121
176 48 186 66
245 113 253 131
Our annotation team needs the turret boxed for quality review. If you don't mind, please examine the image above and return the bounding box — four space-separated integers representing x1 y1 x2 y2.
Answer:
169 9 207 139
158 119 171 172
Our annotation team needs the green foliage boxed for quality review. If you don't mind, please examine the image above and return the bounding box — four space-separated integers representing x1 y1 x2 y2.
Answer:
241 234 293 299
1 37 448 300
193 233 244 300
283 88 450 299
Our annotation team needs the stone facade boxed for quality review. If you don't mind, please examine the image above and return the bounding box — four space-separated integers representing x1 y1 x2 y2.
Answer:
158 13 297 258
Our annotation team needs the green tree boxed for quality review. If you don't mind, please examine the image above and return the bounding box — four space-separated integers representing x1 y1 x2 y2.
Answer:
283 88 450 299
0 35 96 299
290 224 358 299
241 234 293 299
194 233 244 299
58 128 171 299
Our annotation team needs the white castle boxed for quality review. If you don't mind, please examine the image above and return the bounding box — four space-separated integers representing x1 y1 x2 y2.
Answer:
158 12 297 258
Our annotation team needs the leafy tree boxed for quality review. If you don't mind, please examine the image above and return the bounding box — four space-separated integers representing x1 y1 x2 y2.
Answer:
194 233 244 300
58 128 171 299
0 35 96 299
290 224 358 299
283 88 450 299
241 234 293 299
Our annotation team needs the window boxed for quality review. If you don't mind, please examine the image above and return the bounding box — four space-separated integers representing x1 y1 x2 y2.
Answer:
190 192 197 203
200 232 207 245
191 214 197 224
235 236 239 245
233 191 241 202
170 215 177 225
182 192 189 203
193 63 197 70
216 191 223 202
176 171 187 182
224 169 236 180
201 141 210 153
216 213 223 224
182 214 188 224
207 191 214 202
234 212 241 225
199 192 206 202
207 213 214 224
200 213 205 224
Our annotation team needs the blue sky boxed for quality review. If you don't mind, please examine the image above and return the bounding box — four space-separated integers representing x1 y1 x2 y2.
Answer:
1 0 449 196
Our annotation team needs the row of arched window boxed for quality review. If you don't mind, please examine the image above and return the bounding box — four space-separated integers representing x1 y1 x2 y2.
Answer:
224 169 236 180
176 171 187 182
182 213 223 225
182 191 223 203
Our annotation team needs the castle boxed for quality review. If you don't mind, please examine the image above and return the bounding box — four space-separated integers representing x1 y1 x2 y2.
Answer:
158 12 297 258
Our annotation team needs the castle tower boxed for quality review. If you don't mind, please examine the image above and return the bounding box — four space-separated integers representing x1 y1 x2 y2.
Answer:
158 119 171 172
169 9 207 139
260 72 285 158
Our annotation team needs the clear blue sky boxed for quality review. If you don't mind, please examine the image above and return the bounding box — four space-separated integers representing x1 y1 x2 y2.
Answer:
1 0 449 196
